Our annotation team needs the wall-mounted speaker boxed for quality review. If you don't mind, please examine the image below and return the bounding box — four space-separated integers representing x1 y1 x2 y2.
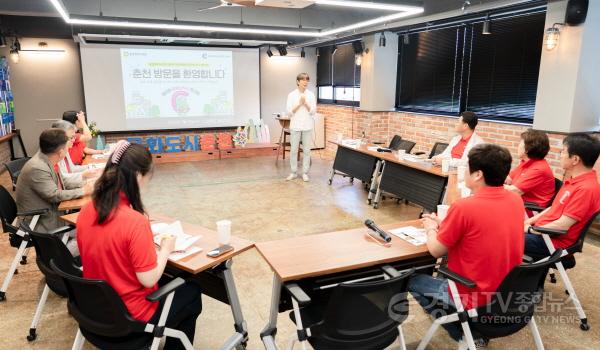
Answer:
565 0 588 26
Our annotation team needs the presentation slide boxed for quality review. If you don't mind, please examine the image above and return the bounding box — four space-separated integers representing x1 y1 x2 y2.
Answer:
80 45 260 131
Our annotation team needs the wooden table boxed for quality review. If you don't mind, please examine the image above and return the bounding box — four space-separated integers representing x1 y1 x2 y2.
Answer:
257 220 435 349
328 141 450 212
60 211 255 349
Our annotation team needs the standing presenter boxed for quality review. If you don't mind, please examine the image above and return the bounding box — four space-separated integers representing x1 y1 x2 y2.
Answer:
285 73 316 182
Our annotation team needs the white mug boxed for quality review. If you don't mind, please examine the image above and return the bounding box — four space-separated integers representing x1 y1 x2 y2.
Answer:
437 204 450 221
441 159 450 173
397 149 406 159
216 220 232 245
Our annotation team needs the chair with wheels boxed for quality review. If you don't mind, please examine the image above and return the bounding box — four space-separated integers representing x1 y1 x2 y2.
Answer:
3 157 31 191
417 249 564 350
50 260 194 350
286 266 414 350
22 222 78 341
528 210 600 332
0 185 48 302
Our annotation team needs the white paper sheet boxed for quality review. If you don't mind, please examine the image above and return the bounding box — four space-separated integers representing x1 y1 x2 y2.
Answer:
152 221 201 253
389 226 428 246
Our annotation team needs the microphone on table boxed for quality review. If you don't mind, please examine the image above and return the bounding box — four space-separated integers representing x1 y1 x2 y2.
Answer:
364 219 392 243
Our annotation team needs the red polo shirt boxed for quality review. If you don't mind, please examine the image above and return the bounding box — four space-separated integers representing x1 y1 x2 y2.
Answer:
69 133 85 165
437 186 525 309
450 135 471 159
533 170 600 249
509 159 555 207
76 194 159 322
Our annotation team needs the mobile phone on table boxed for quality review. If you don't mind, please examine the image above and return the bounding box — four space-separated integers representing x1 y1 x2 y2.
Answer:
207 244 234 258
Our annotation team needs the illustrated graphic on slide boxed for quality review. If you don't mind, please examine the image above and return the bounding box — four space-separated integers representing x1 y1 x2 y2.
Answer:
121 48 234 119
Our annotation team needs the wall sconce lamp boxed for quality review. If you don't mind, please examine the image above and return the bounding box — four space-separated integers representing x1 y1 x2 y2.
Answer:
545 23 565 50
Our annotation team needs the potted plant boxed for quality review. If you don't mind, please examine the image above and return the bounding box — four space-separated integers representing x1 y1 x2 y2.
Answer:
88 121 105 150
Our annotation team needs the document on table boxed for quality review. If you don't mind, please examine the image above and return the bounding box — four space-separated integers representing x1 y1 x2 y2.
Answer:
88 162 106 170
341 139 361 148
91 154 109 159
151 221 202 261
389 226 427 246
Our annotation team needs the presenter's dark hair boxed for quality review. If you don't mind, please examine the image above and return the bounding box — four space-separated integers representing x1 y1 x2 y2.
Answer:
296 73 309 85
93 144 153 224
62 111 78 125
521 129 550 160
563 133 600 168
468 144 512 186
460 111 478 130
39 128 68 154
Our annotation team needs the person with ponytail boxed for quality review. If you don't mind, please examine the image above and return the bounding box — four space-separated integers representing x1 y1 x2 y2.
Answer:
76 140 202 349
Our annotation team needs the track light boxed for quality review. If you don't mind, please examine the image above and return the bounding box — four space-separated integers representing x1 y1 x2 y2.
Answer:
300 47 305 58
379 32 386 47
266 45 273 57
482 14 491 35
277 45 287 56
9 37 20 64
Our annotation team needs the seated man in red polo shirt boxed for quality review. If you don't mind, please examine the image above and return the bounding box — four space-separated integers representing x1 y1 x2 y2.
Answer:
505 129 555 213
432 111 485 167
524 133 600 260
409 144 525 346
62 111 103 165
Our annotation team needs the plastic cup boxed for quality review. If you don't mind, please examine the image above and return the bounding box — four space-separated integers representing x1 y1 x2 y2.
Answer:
216 220 232 245
437 204 450 221
441 159 450 172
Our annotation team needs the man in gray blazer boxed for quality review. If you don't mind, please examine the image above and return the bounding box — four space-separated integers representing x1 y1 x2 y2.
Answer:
16 128 93 236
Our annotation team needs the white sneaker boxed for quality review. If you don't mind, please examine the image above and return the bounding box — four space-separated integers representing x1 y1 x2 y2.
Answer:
302 174 310 182
286 173 297 181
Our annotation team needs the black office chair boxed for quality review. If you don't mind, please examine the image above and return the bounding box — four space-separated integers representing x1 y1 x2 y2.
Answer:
415 142 449 159
394 140 416 153
3 157 30 191
388 135 402 150
286 267 414 350
524 178 563 213
22 223 77 341
50 261 194 350
416 250 564 350
528 210 600 331
0 185 48 302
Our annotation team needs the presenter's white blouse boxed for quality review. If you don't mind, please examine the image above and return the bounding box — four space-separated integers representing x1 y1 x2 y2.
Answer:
286 88 317 131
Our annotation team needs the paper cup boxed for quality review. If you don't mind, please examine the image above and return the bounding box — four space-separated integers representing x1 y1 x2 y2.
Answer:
437 204 450 221
216 220 232 245
457 165 466 182
441 159 450 172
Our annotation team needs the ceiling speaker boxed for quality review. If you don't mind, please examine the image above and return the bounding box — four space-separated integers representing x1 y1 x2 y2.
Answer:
565 0 588 26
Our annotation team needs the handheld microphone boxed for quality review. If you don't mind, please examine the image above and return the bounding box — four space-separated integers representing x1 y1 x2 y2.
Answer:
364 219 392 243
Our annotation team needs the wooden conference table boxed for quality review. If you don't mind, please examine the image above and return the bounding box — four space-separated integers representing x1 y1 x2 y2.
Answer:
57 155 107 211
256 220 436 349
61 212 255 350
328 141 450 212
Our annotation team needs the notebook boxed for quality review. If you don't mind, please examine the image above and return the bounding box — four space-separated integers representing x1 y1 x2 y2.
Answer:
151 221 202 260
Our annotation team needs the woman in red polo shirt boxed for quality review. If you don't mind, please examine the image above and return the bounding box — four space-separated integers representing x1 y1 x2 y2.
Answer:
62 111 104 165
76 141 202 349
505 129 555 212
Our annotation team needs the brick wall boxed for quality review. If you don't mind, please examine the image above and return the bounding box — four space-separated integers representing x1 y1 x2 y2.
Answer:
318 104 600 178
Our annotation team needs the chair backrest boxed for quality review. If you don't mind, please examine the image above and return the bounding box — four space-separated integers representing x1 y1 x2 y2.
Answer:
49 260 146 338
471 249 563 338
388 135 402 150
25 225 81 296
429 142 449 159
314 269 413 345
0 185 18 233
396 140 416 153
568 210 600 254
4 157 30 187
549 178 563 204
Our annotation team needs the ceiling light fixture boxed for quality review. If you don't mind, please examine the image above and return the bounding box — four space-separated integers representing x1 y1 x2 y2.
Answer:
266 45 273 57
47 0 423 38
301 47 306 58
9 37 20 63
379 32 386 47
355 54 362 66
277 45 288 56
482 14 491 35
